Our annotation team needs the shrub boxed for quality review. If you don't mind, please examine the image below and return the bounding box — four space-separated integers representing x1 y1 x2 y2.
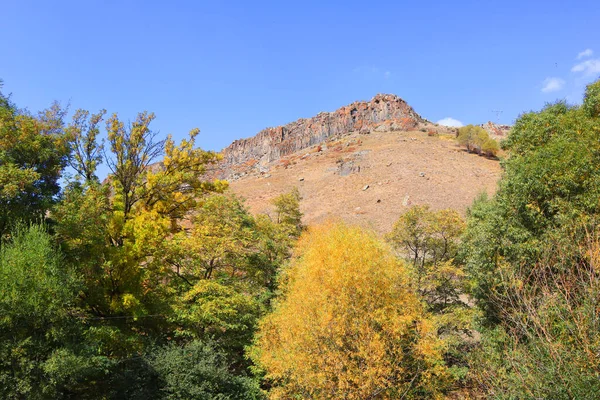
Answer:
457 125 498 156
481 137 499 157
150 341 262 400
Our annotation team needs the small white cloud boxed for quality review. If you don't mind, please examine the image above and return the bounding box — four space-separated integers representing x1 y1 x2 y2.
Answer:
577 49 593 59
437 117 463 127
571 59 600 76
541 77 566 93
384 71 391 79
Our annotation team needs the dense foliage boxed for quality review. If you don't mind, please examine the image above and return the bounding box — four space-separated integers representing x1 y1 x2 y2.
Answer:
0 84 306 399
462 79 600 398
251 223 452 399
3 78 600 398
0 86 69 237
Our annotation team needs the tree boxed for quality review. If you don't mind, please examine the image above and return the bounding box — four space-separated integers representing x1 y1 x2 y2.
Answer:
250 223 452 399
388 206 471 386
173 279 263 371
462 79 600 397
55 111 228 316
0 88 70 237
149 341 263 400
66 109 106 183
387 205 465 295
271 187 303 237
463 80 600 324
0 224 81 399
162 194 259 284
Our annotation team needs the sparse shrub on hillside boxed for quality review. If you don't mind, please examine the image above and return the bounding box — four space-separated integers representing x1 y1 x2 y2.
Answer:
250 223 453 399
481 137 499 157
427 129 438 137
457 125 499 157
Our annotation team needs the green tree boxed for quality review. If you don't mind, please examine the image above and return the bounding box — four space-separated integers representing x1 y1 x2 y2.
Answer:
162 194 259 284
387 205 465 297
463 83 600 323
388 206 471 387
150 341 263 400
271 187 303 237
0 88 70 237
462 79 600 398
0 224 81 399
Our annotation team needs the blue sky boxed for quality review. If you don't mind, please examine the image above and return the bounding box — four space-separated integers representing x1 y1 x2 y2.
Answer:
1 0 599 156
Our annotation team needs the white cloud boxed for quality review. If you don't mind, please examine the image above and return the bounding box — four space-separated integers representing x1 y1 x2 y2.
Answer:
571 59 600 76
384 71 391 79
437 117 464 127
577 49 594 59
541 77 566 93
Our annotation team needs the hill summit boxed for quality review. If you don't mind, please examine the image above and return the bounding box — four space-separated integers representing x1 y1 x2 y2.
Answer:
217 95 502 232
219 94 425 178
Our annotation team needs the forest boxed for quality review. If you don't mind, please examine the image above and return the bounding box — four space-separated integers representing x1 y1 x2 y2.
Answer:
1 78 600 399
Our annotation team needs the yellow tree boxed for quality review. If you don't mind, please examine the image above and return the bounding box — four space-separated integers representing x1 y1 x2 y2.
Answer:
250 222 452 399
55 110 227 320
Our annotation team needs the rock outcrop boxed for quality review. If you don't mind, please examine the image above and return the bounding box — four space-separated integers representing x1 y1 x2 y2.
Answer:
220 94 424 174
480 121 511 138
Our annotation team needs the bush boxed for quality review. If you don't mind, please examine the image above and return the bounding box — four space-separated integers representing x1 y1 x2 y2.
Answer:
481 137 499 157
457 125 498 156
0 225 81 398
150 341 262 400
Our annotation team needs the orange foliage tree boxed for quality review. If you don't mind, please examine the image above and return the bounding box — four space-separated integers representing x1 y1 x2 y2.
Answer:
250 223 452 399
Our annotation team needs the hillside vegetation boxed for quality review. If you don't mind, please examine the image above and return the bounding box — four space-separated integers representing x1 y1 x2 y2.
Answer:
0 79 599 399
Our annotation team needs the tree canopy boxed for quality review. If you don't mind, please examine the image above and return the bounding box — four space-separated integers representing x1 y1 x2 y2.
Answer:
250 223 452 399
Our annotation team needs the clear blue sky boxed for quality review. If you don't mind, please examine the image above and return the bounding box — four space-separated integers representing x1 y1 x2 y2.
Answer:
1 0 599 154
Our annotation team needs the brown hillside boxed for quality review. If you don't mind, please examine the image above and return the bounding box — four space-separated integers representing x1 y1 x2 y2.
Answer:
229 130 501 234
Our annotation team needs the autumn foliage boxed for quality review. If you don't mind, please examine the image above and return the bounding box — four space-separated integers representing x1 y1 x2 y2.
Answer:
250 223 451 399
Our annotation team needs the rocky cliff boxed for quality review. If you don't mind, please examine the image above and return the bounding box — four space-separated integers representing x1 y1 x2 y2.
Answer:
480 121 511 138
220 94 425 174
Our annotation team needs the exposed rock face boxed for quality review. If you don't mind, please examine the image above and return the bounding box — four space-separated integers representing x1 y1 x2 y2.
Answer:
220 94 424 172
480 121 511 138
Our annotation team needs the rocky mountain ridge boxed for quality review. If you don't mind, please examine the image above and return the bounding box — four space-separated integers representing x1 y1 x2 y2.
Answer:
218 94 425 177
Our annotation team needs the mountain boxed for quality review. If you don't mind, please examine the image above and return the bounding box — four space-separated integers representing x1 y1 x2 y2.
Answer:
213 94 503 233
217 94 426 180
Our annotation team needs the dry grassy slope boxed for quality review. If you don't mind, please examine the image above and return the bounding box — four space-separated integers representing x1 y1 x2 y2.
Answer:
229 130 502 234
